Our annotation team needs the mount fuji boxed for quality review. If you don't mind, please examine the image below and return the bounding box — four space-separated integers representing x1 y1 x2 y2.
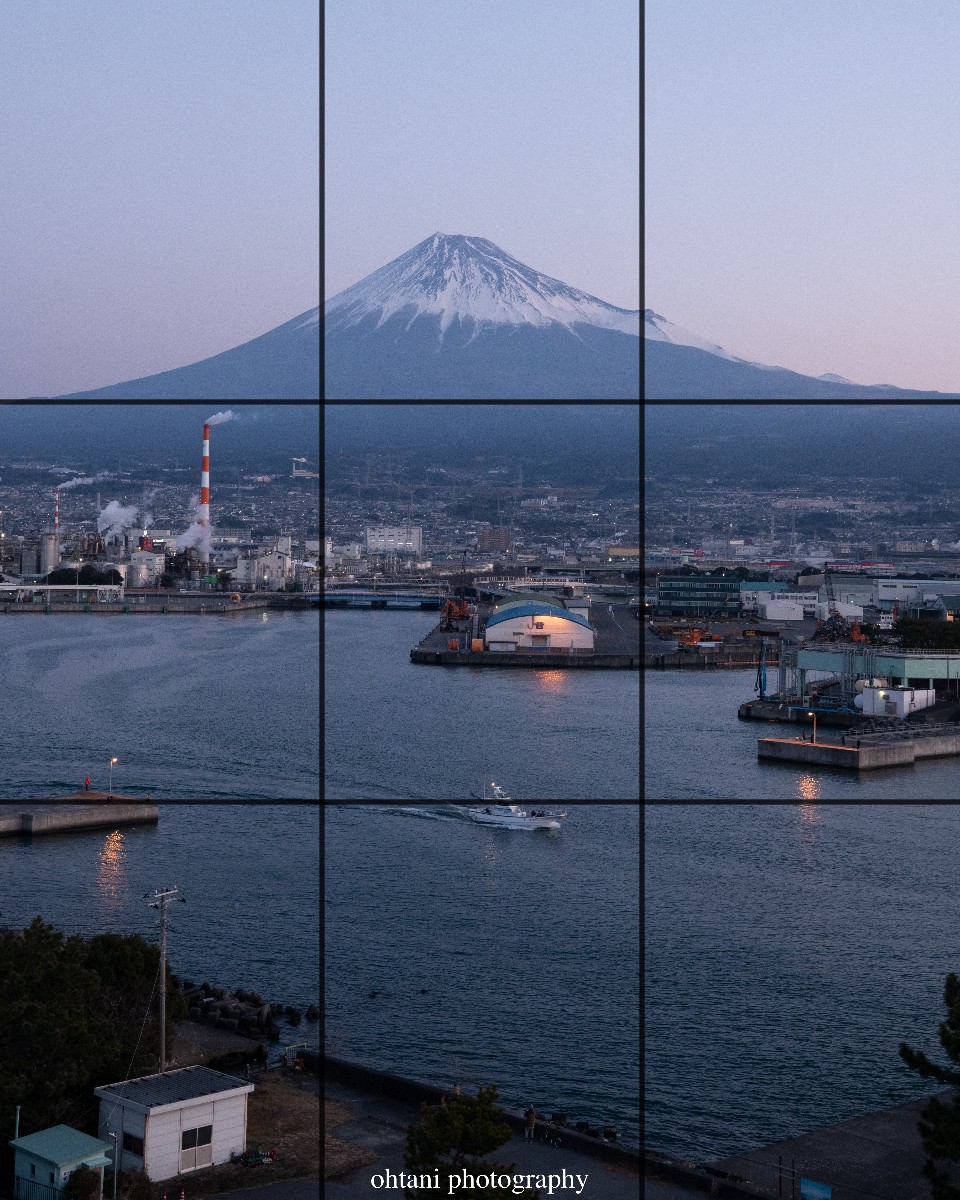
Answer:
52 307 320 399
324 234 640 399
645 309 960 399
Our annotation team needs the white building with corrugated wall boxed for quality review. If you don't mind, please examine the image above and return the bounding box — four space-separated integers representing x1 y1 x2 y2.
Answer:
483 598 595 652
94 1065 253 1183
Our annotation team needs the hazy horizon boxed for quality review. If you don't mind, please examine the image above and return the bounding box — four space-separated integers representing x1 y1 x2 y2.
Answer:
647 0 960 393
1 1 319 400
325 0 640 311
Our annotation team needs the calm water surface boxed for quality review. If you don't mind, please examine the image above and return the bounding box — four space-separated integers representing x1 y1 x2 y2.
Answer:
0 613 320 799
325 611 639 799
646 669 960 799
0 804 319 1049
325 803 640 1145
646 804 956 1161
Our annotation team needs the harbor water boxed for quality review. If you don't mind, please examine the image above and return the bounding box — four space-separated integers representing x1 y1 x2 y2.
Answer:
646 668 960 799
0 612 320 799
325 803 640 1146
0 804 319 1050
325 610 639 800
646 804 957 1163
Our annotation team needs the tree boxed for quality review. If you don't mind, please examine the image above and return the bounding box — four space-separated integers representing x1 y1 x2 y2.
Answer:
117 1167 152 1200
0 920 182 1136
900 972 960 1197
61 1165 100 1200
403 1085 538 1200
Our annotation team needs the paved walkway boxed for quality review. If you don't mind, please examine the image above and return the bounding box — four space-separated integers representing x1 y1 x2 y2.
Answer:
710 1090 949 1200
325 1080 640 1199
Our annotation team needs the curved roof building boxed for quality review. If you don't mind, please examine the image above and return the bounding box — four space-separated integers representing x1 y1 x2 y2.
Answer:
484 597 595 653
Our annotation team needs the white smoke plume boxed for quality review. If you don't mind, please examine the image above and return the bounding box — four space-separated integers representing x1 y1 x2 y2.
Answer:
205 410 235 426
175 494 211 559
59 471 111 491
97 501 140 538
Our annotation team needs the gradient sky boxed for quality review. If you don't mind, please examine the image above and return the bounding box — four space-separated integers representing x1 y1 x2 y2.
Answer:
647 0 960 392
1 0 319 400
325 0 639 310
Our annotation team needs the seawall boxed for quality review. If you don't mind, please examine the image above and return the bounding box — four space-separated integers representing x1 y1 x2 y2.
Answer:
758 731 960 771
0 804 159 837
324 1055 640 1167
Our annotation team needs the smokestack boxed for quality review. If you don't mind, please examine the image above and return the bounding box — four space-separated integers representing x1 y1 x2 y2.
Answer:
199 422 210 567
54 488 59 534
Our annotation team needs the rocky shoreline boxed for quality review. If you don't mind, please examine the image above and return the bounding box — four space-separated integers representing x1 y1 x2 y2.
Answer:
176 975 319 1042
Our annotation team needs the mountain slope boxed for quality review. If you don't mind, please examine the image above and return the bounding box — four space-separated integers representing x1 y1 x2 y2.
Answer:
644 310 960 399
325 234 640 399
645 341 960 399
55 308 320 399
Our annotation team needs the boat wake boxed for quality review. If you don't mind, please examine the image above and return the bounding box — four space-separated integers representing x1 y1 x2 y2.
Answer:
375 805 466 822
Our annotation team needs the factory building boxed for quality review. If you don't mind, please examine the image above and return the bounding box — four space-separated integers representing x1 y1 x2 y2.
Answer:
365 525 422 555
484 597 595 653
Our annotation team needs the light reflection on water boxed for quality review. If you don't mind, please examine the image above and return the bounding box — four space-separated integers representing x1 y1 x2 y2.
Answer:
95 829 126 905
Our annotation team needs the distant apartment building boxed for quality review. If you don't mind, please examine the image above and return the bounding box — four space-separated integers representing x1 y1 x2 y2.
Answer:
365 525 423 555
478 527 511 554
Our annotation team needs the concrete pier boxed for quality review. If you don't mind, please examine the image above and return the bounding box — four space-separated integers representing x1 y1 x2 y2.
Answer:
758 731 960 771
412 601 640 668
0 804 159 837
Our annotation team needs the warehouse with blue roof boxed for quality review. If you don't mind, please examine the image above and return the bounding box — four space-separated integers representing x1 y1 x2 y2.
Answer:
483 595 595 653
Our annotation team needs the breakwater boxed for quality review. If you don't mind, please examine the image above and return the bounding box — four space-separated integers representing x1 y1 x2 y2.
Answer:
326 1055 640 1165
178 976 319 1041
0 804 158 837
758 727 960 771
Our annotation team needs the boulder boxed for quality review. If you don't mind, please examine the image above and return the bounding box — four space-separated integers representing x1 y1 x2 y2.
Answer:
248 991 263 1006
287 1010 301 1027
305 1004 319 1021
266 1023 281 1041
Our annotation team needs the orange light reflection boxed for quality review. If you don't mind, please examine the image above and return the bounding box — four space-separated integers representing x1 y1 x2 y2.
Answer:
96 829 126 904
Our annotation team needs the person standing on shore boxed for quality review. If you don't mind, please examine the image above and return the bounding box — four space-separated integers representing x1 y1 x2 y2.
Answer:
524 1104 537 1141
84 776 91 792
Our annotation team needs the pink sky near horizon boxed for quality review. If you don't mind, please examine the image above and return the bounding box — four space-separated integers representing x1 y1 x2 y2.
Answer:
647 0 960 393
0 0 319 399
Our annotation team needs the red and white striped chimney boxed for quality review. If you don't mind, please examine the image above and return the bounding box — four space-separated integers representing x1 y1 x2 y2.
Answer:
198 423 210 566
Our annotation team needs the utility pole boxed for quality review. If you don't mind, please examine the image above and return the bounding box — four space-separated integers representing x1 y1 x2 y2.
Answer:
146 885 185 1072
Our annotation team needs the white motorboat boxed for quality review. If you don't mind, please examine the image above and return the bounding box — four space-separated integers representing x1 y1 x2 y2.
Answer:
466 784 567 829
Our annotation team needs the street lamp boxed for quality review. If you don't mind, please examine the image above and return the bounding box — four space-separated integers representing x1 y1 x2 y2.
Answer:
108 757 118 799
806 711 817 744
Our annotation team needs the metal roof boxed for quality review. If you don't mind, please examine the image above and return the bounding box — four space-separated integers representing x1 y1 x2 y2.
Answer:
486 602 594 631
93 1065 253 1110
10 1125 112 1166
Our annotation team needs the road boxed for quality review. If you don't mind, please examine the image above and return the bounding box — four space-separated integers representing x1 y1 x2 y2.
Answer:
204 1178 320 1200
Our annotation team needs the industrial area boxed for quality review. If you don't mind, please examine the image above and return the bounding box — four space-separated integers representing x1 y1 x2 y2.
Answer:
0 412 321 612
646 563 960 772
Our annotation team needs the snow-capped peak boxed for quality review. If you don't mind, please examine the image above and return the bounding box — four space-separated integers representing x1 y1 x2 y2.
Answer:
326 234 640 337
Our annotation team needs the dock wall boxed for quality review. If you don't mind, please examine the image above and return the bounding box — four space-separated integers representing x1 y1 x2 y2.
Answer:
647 650 779 669
0 805 159 836
325 1055 640 1167
758 732 960 771
411 648 638 668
